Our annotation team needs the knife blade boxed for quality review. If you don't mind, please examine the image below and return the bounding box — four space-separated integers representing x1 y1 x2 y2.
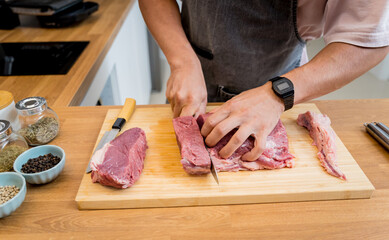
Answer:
210 158 219 185
86 98 136 173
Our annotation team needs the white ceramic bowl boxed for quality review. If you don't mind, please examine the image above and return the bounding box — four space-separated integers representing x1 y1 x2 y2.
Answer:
13 145 65 184
0 172 26 218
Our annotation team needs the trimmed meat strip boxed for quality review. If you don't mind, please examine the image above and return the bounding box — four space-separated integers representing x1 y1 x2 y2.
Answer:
90 128 148 188
297 111 346 180
197 114 294 172
172 116 211 175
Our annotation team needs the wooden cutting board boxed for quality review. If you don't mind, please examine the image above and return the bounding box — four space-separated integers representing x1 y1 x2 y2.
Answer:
75 103 374 210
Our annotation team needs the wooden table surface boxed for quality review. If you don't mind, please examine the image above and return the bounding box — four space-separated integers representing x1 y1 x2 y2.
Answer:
0 0 134 107
1 99 389 239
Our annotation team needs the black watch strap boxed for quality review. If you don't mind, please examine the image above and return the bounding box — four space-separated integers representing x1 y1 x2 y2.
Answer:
284 93 294 111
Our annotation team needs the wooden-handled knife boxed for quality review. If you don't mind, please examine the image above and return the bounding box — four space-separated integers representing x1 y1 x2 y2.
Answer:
85 98 136 173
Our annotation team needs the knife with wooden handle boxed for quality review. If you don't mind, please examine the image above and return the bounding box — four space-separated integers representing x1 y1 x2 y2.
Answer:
85 98 136 173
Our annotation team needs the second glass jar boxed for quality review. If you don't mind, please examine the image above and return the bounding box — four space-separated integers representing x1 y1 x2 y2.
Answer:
15 97 60 146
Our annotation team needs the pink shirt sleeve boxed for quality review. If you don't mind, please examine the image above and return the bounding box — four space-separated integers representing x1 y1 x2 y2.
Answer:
298 0 389 48
323 0 389 47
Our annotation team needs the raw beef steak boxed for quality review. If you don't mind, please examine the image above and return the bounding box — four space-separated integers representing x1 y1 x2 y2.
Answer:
297 111 346 180
172 116 211 175
90 127 148 188
197 114 294 172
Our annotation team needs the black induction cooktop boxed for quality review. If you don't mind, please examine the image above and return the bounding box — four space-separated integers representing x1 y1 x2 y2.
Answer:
0 41 89 76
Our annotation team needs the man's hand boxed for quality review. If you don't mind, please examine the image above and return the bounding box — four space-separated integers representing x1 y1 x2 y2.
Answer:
167 61 208 118
200 82 284 161
139 0 207 117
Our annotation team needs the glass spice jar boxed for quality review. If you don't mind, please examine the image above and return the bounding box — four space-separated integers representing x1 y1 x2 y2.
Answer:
15 97 60 146
0 120 28 172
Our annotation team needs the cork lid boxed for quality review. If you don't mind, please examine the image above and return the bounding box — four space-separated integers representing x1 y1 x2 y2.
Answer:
0 91 14 110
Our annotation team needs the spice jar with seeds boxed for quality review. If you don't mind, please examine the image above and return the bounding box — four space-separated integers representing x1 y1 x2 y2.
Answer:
16 97 60 146
0 120 28 172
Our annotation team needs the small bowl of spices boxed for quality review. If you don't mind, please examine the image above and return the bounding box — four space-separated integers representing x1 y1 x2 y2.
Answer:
0 172 26 218
13 145 65 184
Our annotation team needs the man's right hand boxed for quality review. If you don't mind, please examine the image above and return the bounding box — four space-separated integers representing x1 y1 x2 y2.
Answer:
166 60 207 118
139 0 207 117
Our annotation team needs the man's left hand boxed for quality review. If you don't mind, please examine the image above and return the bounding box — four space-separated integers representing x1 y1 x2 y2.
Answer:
200 82 285 161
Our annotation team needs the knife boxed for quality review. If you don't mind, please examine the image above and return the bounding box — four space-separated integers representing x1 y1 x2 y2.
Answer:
86 98 136 173
210 158 219 185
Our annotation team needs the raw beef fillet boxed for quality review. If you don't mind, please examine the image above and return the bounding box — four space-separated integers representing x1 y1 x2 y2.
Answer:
297 111 346 180
90 128 148 188
197 114 294 172
173 116 211 175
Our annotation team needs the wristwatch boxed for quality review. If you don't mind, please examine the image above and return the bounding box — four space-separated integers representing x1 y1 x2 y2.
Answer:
269 76 294 111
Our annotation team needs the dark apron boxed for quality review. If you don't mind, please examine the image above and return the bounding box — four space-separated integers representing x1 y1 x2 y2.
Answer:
181 0 305 102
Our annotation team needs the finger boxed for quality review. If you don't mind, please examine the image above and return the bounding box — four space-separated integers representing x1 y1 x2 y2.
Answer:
165 90 174 112
168 98 174 112
209 106 220 114
170 102 175 116
180 104 198 117
169 98 175 114
166 78 172 100
194 100 207 119
205 116 240 147
200 108 230 137
242 134 266 161
173 99 183 118
219 125 252 158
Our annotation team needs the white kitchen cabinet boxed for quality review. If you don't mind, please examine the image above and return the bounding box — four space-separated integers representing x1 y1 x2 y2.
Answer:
81 0 151 106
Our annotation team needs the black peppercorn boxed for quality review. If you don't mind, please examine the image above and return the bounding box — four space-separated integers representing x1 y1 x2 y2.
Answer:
21 153 61 173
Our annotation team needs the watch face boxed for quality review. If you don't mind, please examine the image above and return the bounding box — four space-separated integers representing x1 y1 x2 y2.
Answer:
277 82 290 91
273 78 294 97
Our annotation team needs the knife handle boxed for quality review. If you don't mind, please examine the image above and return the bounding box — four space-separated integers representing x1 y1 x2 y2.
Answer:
118 98 136 121
112 98 136 130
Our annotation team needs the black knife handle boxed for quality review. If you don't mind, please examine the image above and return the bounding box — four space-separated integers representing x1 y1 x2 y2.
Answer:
112 118 126 130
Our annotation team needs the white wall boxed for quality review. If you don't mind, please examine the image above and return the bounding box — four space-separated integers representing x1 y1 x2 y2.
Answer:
81 0 151 106
307 38 389 100
369 54 389 82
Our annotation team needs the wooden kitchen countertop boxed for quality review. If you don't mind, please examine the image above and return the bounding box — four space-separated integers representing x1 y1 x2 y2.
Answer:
0 0 135 107
1 99 389 239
